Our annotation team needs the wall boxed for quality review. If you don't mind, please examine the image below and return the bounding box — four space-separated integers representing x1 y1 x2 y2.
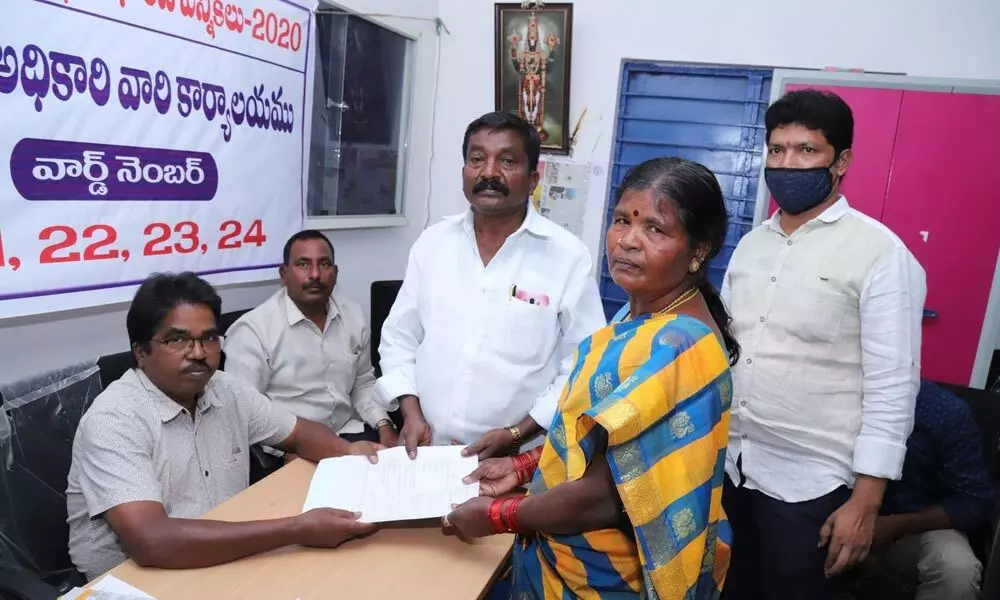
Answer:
310 0 440 323
430 0 1000 340
4 0 1000 382
0 0 441 384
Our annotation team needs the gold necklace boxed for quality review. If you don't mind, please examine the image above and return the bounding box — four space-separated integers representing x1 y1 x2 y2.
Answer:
625 287 700 321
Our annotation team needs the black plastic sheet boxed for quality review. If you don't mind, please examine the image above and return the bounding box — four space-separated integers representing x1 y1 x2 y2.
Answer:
0 361 100 588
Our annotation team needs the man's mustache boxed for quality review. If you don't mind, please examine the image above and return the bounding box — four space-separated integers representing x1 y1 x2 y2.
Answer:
303 280 326 291
473 177 510 196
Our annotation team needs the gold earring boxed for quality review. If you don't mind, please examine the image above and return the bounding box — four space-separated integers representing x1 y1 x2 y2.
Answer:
689 259 701 273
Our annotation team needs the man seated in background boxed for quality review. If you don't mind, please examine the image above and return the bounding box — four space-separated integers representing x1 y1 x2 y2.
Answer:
66 272 382 580
375 111 606 460
225 230 398 463
869 380 994 600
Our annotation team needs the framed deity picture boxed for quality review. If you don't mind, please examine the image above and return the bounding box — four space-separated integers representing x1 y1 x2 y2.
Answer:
494 3 574 155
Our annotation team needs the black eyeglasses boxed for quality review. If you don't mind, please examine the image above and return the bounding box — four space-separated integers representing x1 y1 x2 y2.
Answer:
152 333 224 354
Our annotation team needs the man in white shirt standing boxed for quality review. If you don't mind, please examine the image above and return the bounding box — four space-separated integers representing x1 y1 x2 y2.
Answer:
720 89 926 600
375 111 606 460
224 231 398 459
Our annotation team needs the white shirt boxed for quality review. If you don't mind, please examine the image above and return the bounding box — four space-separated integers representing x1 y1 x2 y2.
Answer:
721 197 926 503
223 289 388 434
374 207 607 446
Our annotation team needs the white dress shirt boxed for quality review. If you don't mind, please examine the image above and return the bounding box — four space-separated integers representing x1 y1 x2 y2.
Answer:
721 196 926 503
223 288 388 434
374 206 607 446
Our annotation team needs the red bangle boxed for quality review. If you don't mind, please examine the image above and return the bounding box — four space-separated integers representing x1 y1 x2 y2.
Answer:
512 448 542 486
487 498 507 534
503 496 526 533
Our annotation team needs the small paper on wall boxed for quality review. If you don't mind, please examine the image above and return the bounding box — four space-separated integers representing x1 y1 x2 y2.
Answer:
531 157 589 239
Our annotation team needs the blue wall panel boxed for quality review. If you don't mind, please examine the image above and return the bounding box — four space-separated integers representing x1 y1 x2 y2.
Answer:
599 62 773 320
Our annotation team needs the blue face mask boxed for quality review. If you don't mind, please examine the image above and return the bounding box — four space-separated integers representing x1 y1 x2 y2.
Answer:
764 160 839 215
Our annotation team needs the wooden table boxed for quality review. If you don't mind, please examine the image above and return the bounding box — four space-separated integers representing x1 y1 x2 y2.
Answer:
98 459 513 599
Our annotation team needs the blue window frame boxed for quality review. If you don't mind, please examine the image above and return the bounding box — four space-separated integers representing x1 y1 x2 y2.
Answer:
599 62 774 320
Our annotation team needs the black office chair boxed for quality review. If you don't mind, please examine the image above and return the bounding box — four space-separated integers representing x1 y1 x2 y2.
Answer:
370 280 404 379
0 391 63 600
218 308 250 336
983 525 1000 600
0 364 103 597
370 280 404 430
937 382 1000 600
0 565 60 600
96 351 134 390
940 383 1000 482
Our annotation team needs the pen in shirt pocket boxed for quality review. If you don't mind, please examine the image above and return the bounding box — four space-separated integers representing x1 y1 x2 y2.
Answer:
509 284 517 302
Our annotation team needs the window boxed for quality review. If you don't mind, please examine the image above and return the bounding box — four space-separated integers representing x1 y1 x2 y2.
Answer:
306 6 413 227
599 62 773 319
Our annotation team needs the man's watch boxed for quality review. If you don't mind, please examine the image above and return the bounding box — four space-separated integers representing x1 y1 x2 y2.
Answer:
375 419 396 432
507 425 522 455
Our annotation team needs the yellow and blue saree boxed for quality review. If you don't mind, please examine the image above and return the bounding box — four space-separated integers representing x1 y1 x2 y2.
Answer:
509 312 732 599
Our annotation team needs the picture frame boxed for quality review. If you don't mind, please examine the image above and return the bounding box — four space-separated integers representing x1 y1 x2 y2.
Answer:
494 3 574 155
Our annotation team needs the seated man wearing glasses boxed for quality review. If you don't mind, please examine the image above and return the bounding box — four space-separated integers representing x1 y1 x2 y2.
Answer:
66 272 382 580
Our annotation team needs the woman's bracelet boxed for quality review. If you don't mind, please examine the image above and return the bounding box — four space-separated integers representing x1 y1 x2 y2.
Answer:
512 447 543 485
487 496 527 534
488 498 506 534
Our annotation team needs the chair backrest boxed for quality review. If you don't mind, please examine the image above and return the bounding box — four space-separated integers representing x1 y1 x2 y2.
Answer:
0 364 101 590
939 382 1000 480
219 309 250 335
96 351 134 389
370 281 403 378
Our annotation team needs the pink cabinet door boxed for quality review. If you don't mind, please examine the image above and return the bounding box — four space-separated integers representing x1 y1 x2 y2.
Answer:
768 84 903 220
881 91 1000 386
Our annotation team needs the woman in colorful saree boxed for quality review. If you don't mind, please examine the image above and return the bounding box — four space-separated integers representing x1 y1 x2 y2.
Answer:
443 157 742 599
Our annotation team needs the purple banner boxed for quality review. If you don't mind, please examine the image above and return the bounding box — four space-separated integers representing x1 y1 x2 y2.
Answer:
10 138 219 201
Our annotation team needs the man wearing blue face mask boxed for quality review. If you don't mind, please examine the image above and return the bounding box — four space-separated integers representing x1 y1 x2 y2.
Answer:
719 89 927 600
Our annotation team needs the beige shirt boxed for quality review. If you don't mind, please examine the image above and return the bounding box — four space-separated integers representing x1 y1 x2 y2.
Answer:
721 197 926 502
223 289 387 434
65 369 296 580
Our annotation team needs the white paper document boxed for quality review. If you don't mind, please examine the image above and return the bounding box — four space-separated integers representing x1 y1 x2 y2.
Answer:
302 446 479 523
60 574 156 599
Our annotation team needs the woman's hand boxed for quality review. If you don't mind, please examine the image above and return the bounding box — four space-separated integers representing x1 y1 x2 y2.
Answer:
463 457 521 497
442 497 494 539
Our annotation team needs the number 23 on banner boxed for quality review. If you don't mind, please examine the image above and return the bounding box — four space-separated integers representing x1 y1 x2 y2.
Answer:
0 220 266 270
140 220 266 258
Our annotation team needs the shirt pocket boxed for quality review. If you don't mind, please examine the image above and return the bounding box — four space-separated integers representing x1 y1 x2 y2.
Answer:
771 283 848 345
726 263 764 337
773 284 857 393
490 297 557 366
320 334 362 387
219 442 249 498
